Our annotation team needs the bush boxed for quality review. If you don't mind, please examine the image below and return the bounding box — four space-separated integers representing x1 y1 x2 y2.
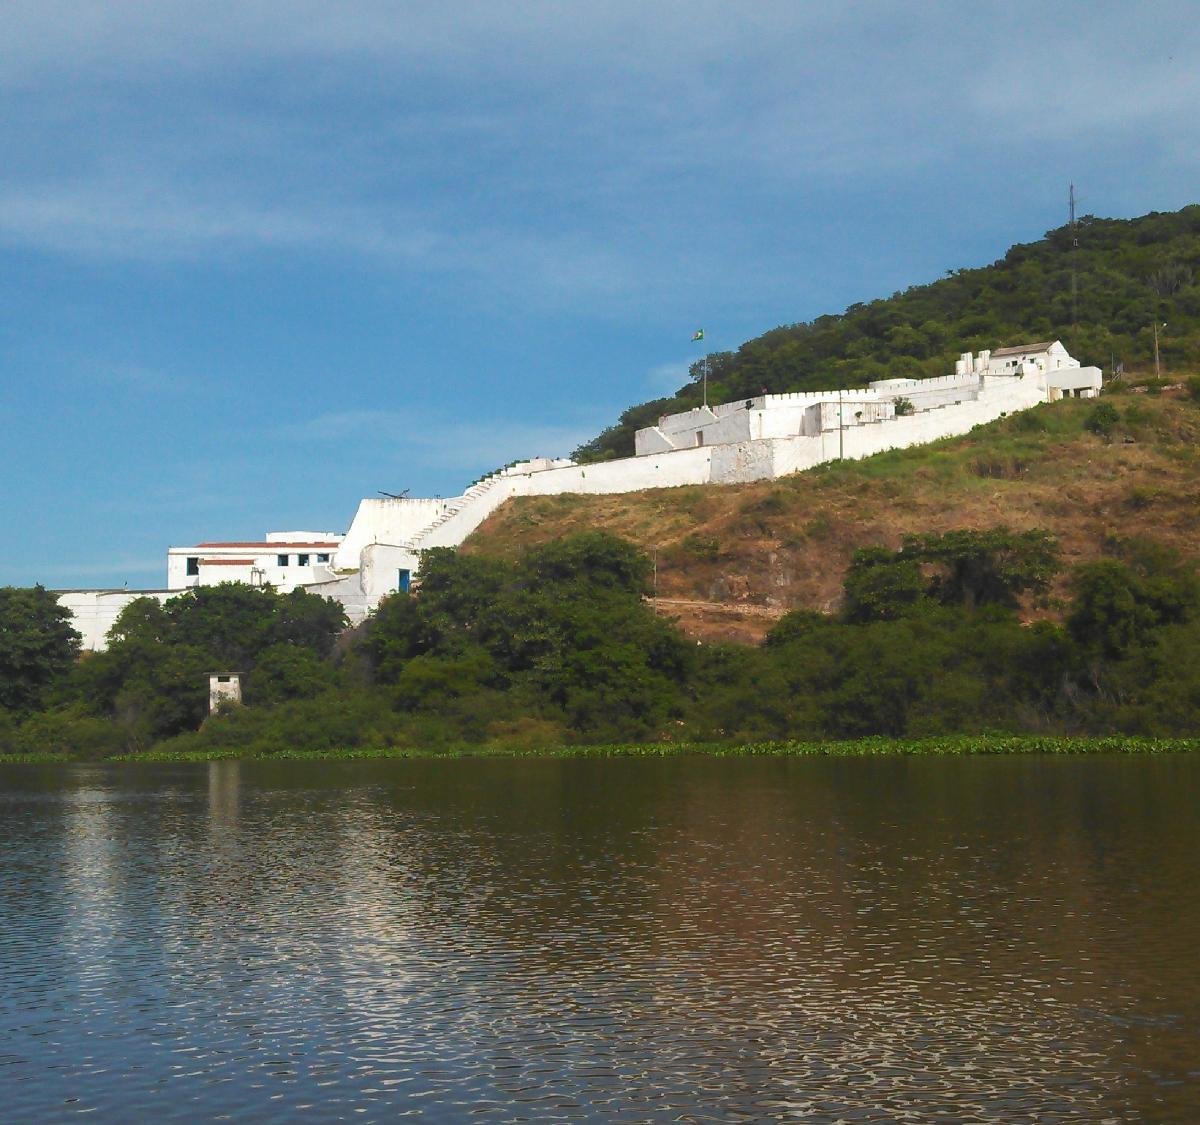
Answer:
16 709 127 758
1085 401 1121 437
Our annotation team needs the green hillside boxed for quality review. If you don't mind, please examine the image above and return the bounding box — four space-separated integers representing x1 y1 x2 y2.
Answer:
576 205 1200 461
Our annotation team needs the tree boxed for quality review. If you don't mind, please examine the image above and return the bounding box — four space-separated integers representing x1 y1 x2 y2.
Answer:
244 644 341 706
902 528 1060 609
1068 559 1174 659
840 547 926 622
0 586 81 712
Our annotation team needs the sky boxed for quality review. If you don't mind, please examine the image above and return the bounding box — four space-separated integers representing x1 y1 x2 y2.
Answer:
3 1 1198 589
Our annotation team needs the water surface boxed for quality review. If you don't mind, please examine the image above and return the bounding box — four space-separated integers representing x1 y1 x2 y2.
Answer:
2 755 1198 1122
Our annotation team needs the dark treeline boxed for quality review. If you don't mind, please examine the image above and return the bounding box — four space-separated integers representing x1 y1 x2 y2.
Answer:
2 527 1198 758
576 205 1200 461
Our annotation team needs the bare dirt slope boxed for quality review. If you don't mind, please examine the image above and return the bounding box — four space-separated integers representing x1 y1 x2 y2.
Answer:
463 395 1200 643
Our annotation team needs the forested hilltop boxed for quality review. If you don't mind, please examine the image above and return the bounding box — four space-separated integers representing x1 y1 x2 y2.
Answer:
576 205 1200 461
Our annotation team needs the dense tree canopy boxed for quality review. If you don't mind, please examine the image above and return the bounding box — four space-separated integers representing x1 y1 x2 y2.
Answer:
66 584 348 745
363 533 689 740
3 528 1200 757
0 585 81 713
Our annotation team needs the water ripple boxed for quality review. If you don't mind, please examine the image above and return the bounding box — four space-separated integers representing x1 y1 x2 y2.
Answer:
0 755 1198 1122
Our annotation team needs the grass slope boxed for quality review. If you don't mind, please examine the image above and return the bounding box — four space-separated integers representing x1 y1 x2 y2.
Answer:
466 394 1200 643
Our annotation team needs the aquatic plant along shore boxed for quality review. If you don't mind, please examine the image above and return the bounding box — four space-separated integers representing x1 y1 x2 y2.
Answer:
1 734 1195 765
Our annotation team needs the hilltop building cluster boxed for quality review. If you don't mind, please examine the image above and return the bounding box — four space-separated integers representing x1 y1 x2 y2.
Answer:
58 341 1100 650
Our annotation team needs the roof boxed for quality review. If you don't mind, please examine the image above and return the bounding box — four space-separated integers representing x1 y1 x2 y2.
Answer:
990 341 1056 357
191 541 340 549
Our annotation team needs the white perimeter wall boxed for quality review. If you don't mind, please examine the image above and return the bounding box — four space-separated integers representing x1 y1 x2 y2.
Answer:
57 590 175 653
417 373 1050 555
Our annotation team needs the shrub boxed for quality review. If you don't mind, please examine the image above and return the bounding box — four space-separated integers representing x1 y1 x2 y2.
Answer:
1084 401 1121 437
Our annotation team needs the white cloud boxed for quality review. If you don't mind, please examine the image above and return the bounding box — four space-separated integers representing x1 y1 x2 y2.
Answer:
2 2 1198 312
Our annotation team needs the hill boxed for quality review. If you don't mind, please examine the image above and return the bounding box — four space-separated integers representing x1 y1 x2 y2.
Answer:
575 205 1200 462
467 392 1200 643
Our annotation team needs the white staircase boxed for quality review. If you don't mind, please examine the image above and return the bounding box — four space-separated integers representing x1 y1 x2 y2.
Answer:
402 471 520 553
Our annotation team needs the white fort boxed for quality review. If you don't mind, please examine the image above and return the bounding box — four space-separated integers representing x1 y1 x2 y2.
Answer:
59 341 1100 650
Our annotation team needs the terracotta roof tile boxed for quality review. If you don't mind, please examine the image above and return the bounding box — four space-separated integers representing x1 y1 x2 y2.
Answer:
193 541 340 549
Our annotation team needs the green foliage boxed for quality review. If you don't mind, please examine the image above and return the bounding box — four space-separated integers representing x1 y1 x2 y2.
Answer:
578 204 1200 459
841 548 926 622
8 524 1200 757
573 397 684 464
902 528 1061 609
0 585 81 713
363 533 690 739
1085 400 1121 437
54 583 351 745
244 644 342 706
153 584 347 667
1068 556 1198 659
838 529 1060 621
14 708 127 758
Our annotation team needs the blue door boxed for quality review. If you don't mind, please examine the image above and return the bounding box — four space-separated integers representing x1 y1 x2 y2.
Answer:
398 569 412 593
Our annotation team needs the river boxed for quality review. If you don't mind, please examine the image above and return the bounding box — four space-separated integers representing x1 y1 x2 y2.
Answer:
1 754 1198 1122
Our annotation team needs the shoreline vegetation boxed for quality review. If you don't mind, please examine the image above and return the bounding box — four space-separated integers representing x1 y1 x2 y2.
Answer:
3 735 1198 766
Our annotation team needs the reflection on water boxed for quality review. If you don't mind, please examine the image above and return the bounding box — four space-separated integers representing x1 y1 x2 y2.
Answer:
1 755 1198 1122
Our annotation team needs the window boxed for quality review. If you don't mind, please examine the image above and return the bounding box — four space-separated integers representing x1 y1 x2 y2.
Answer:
277 554 289 567
297 553 310 566
316 553 329 563
217 675 231 683
186 557 199 576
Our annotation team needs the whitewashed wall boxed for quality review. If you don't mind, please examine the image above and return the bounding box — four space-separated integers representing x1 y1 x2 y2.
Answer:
335 497 452 568
57 590 175 652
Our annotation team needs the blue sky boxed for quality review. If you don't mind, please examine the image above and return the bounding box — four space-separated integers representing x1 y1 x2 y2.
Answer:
3 1 1198 589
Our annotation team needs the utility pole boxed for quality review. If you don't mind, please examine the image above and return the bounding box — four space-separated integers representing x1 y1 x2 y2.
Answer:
1153 321 1166 378
1069 183 1078 326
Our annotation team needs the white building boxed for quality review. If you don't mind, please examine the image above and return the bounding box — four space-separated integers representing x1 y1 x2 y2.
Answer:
58 340 1101 649
635 341 1098 455
166 532 344 592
